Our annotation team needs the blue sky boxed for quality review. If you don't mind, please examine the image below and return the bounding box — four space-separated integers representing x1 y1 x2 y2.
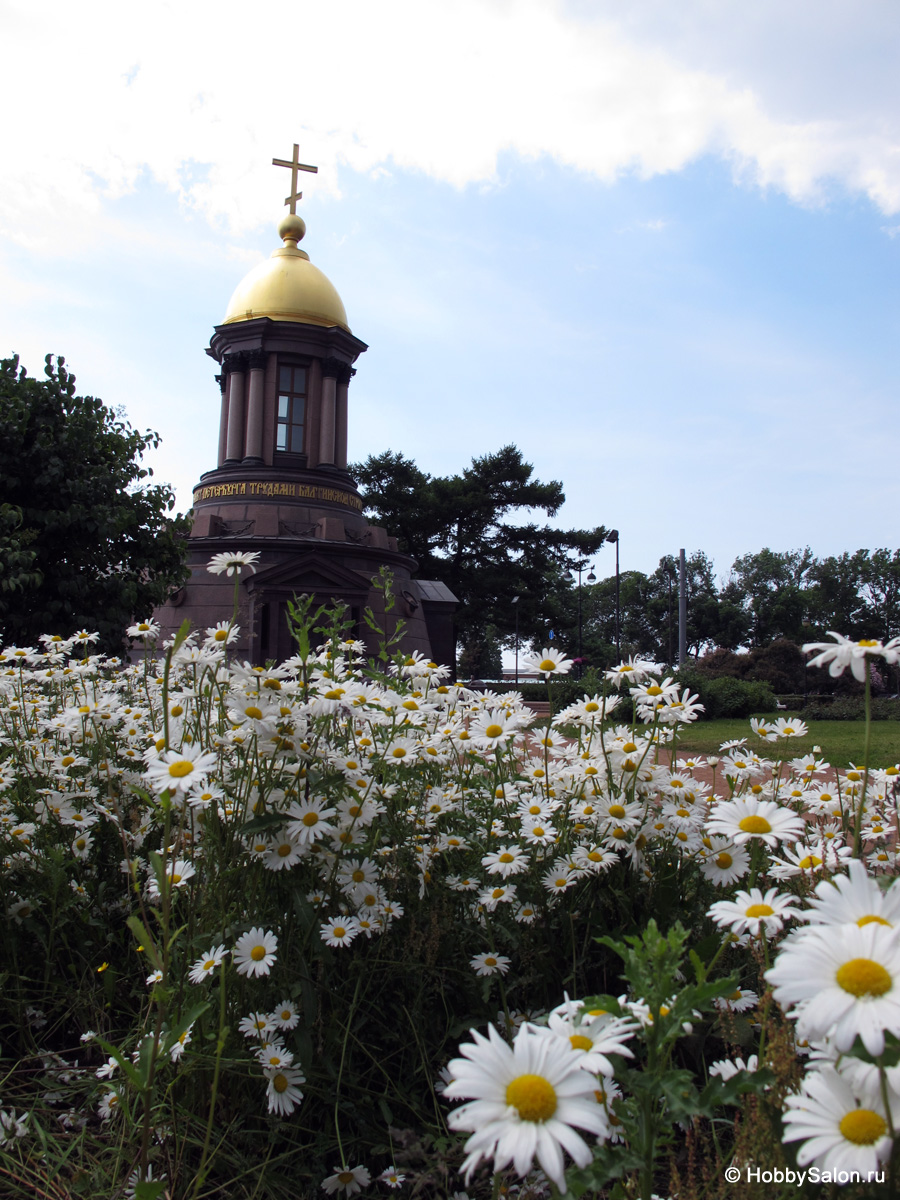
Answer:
2 0 898 584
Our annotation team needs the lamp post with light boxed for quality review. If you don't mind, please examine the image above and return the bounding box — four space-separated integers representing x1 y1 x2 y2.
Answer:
606 530 620 661
570 561 596 677
511 595 520 686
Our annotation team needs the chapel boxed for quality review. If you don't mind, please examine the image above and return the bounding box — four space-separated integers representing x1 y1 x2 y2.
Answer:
155 147 456 665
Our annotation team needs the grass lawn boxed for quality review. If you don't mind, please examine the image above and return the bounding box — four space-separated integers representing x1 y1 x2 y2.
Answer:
665 718 900 769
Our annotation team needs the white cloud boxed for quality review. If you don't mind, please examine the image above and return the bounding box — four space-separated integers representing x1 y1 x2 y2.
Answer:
3 0 900 256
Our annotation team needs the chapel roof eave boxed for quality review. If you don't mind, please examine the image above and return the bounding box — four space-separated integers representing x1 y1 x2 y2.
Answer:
206 317 368 365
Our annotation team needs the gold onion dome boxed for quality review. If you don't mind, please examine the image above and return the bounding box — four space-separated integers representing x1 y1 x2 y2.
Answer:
222 213 350 331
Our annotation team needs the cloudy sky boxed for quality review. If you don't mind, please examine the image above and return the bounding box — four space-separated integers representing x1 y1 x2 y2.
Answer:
2 0 898 584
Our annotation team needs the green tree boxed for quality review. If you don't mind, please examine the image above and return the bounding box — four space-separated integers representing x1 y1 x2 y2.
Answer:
723 547 815 646
352 445 608 673
0 355 190 652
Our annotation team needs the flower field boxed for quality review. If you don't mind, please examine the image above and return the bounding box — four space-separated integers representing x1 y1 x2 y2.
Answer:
1 560 899 1199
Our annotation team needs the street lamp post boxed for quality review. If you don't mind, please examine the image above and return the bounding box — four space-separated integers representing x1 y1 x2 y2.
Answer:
606 530 620 661
570 562 596 678
511 595 520 686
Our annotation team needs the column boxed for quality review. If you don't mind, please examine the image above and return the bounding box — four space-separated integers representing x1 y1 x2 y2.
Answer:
243 351 267 464
319 366 337 466
216 373 229 468
224 355 246 463
334 366 350 470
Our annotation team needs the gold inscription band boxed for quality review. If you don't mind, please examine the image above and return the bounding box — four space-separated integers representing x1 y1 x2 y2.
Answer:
193 481 363 511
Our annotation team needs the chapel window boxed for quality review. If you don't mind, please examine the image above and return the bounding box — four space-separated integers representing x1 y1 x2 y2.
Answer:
276 364 307 453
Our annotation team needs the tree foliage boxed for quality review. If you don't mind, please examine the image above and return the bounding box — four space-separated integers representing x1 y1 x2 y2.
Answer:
352 446 609 673
0 355 190 652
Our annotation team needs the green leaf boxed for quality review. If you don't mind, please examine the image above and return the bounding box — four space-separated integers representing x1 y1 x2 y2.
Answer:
126 915 163 972
134 1181 166 1200
163 1002 210 1057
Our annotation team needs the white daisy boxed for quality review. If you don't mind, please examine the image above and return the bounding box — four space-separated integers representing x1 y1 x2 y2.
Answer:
233 928 278 978
705 797 804 847
782 1066 893 1174
470 952 511 977
766 923 900 1055
321 1165 371 1195
801 859 900 930
189 945 227 985
264 1066 305 1116
444 1023 608 1190
708 888 802 937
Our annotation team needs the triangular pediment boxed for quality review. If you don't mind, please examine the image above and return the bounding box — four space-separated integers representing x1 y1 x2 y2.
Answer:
244 552 372 595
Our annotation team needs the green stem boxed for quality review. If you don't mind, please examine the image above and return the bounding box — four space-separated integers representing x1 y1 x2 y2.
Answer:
188 961 229 1200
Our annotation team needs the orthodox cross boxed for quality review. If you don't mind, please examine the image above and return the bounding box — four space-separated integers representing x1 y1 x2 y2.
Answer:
272 143 318 214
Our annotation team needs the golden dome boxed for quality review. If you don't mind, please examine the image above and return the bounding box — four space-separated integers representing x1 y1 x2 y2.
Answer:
223 214 350 330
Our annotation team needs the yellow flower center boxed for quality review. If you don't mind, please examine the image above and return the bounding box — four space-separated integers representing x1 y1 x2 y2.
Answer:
847 771 862 782
61 755 75 767
836 958 892 997
277 844 292 857
585 702 599 712
744 903 774 918
492 888 504 899
622 758 637 773
738 815 771 834
499 853 514 863
505 1073 558 1122
839 1108 887 1144
569 1034 593 1052
338 1173 355 1185
622 742 637 754
532 827 545 838
392 748 407 758
484 956 497 967
203 959 215 970
245 706 263 720
485 724 504 738
797 855 823 870
333 927 347 938
170 873 182 885
858 915 892 928
608 804 626 819
250 946 267 961
538 659 557 672
858 639 881 648
168 761 194 778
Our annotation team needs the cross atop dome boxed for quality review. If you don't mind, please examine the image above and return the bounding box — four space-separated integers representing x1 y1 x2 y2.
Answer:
272 143 318 215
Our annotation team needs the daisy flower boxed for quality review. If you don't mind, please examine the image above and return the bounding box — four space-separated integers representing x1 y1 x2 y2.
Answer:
801 858 900 929
271 1000 300 1030
238 1011 276 1039
285 798 337 845
320 916 361 948
522 647 573 676
709 1054 758 1079
144 746 218 796
534 1009 637 1078
708 887 802 937
233 928 278 978
482 845 527 878
207 550 261 576
705 797 804 847
470 952 511 977
378 1166 406 1188
782 1066 893 1175
264 1066 305 1116
765 923 900 1055
321 1165 371 1195
698 839 749 887
444 1023 608 1190
803 633 899 682
189 945 228 984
